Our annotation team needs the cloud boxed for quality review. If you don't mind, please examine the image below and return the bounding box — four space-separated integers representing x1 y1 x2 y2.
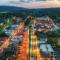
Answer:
8 0 60 8
0 0 60 8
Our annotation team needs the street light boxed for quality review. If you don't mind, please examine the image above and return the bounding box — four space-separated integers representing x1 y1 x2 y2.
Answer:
28 23 32 60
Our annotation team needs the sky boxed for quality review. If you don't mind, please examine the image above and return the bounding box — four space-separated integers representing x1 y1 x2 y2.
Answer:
0 0 60 8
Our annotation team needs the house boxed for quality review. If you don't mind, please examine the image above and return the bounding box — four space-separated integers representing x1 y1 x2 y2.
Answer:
40 44 54 58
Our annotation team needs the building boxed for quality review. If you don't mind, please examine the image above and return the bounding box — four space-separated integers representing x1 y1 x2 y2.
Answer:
40 44 54 58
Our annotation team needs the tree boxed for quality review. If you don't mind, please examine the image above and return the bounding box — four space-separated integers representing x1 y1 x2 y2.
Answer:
46 31 60 38
0 25 4 34
47 38 58 46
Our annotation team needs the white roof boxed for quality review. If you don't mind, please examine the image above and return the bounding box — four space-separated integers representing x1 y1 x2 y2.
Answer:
11 25 18 27
40 44 54 53
37 17 49 21
38 40 46 44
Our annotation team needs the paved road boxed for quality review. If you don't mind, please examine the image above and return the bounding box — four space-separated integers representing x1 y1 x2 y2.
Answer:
27 31 52 60
16 31 28 60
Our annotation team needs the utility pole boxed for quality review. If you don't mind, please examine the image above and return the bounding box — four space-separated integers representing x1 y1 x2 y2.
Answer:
28 23 32 60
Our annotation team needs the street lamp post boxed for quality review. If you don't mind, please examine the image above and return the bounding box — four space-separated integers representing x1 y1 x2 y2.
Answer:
28 24 32 60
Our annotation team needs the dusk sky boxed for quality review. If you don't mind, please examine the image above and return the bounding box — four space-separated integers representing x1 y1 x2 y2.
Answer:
0 0 60 8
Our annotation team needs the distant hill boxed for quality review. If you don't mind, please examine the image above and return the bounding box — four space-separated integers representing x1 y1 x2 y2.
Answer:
0 6 60 13
0 6 60 18
0 6 27 13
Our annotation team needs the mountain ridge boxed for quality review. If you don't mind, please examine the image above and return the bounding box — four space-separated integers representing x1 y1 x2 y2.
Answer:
0 6 60 13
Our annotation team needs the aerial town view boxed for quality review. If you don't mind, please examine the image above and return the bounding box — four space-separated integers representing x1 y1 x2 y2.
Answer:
0 0 60 60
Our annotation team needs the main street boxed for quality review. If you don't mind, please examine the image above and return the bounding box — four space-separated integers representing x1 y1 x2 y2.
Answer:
27 28 54 60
